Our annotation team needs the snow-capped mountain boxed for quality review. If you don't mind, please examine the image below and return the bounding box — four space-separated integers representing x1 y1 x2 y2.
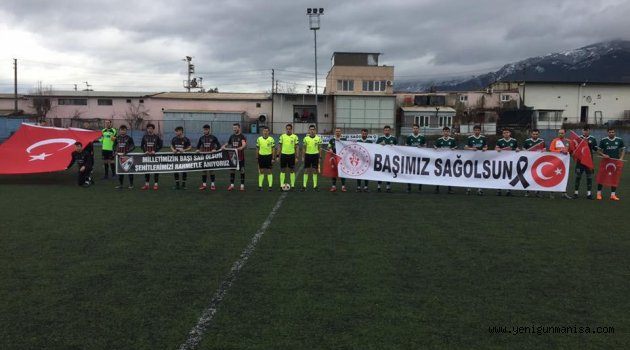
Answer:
395 40 630 92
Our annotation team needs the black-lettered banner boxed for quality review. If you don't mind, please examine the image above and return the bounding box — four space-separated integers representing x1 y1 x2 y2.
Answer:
116 150 239 174
336 141 570 192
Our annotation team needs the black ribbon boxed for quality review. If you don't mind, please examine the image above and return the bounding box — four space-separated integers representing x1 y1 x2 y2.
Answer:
509 156 530 188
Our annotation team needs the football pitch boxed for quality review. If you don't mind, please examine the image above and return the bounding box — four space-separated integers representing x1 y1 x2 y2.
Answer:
1 149 629 349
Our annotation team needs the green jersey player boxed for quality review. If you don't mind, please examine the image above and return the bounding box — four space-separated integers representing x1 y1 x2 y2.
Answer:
405 123 426 193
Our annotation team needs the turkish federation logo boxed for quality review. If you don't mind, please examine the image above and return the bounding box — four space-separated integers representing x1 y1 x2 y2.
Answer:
339 143 370 176
530 155 565 187
119 156 134 172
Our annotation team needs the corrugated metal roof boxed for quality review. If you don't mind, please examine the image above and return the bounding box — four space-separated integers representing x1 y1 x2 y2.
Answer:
401 106 456 112
152 92 270 100
22 91 157 98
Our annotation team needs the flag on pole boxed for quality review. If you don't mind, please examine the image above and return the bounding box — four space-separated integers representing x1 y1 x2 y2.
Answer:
0 123 101 174
322 150 339 178
568 130 582 154
596 158 624 187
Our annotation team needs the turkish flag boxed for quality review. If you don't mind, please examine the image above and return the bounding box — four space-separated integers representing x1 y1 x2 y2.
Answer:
573 139 594 169
568 131 582 153
596 158 624 187
527 142 545 151
0 123 101 174
322 150 339 178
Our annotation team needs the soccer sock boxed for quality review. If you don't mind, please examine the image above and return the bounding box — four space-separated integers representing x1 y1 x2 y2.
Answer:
182 172 187 181
210 174 215 183
145 174 150 183
202 174 207 185
118 175 123 185
612 187 617 196
154 174 159 184
407 184 411 191
290 173 296 187
104 164 109 177
110 163 116 176
332 178 337 186
341 178 346 186
574 174 582 192
267 174 273 187
313 174 318 188
586 176 593 191
230 173 235 185
303 174 308 187
240 173 245 185
129 175 134 186
280 173 286 185
258 173 264 187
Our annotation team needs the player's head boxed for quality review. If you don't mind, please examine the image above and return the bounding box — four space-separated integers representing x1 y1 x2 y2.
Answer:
232 123 241 134
105 119 112 128
607 127 615 138
146 123 155 134
473 125 481 136
361 128 368 138
262 126 269 136
531 129 540 139
502 128 511 139
74 141 83 152
285 123 293 134
582 125 590 136
412 124 419 134
175 126 184 136
308 124 316 136
119 125 127 135
383 125 391 136
557 128 565 138
334 127 342 138
442 126 450 137
203 124 210 135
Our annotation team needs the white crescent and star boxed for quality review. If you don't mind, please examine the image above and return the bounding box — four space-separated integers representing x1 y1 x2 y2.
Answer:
26 138 76 162
535 161 554 180
605 162 617 175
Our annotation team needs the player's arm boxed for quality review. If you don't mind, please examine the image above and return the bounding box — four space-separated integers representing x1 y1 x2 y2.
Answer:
141 136 147 153
482 139 488 151
620 143 626 160
196 138 203 153
239 138 247 151
256 139 260 159
170 140 177 153
127 137 135 153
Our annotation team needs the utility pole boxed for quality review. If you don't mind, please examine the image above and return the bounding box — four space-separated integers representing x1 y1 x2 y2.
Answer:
271 69 275 131
13 58 18 113
306 8 323 120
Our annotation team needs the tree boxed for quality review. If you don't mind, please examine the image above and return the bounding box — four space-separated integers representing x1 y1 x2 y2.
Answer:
125 102 151 131
30 81 54 122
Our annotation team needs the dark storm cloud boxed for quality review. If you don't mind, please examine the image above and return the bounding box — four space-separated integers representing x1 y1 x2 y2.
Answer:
1 0 629 90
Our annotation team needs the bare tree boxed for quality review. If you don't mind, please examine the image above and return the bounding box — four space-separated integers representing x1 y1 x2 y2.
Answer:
124 102 150 131
29 81 54 122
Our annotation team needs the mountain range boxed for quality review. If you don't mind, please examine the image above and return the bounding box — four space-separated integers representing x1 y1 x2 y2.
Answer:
394 40 630 92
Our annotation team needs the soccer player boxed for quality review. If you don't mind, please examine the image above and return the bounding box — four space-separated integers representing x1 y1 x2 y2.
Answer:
68 141 93 187
434 126 458 194
464 125 487 195
113 125 135 189
224 123 248 191
328 127 347 192
376 125 398 192
171 126 192 190
494 128 519 196
277 123 299 190
596 127 625 201
196 124 221 191
356 128 372 192
523 129 545 197
100 119 117 179
406 124 426 193
573 125 597 199
140 123 163 190
548 129 573 199
301 124 322 191
256 126 275 191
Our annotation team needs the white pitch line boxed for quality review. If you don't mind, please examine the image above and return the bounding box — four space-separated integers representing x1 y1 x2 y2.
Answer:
178 167 303 350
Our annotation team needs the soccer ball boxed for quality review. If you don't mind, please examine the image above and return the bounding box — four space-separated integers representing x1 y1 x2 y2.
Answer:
281 183 291 191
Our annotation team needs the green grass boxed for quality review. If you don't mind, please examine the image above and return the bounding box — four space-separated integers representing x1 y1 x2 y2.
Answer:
1 149 629 349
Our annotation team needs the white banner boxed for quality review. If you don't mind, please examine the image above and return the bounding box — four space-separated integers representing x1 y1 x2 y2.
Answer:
336 141 571 192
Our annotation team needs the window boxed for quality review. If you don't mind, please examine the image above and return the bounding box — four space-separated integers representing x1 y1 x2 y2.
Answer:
97 99 113 106
438 116 452 127
501 95 510 102
459 95 468 102
362 80 387 92
58 98 87 105
538 110 563 122
139 99 144 104
415 115 430 127
293 105 317 123
337 80 354 91
256 102 261 108
126 99 132 103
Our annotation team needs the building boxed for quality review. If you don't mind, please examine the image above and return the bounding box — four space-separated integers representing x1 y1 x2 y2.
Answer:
399 106 456 135
514 81 630 129
325 52 396 133
272 93 333 134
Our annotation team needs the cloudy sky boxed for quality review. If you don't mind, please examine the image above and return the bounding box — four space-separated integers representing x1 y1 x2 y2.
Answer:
1 0 628 93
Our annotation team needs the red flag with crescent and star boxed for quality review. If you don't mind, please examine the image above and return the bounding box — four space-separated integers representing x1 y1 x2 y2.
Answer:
322 150 340 178
596 158 624 187
0 123 102 174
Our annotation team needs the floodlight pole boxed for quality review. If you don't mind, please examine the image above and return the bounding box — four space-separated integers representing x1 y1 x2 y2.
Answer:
307 8 323 120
